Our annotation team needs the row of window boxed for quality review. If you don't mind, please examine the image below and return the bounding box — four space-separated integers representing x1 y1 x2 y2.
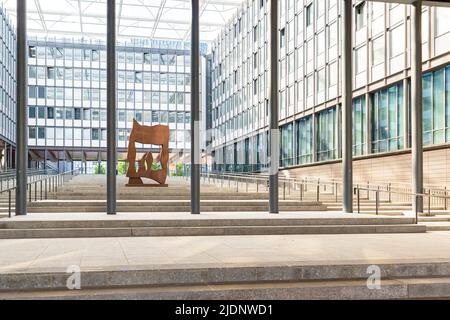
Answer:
29 66 191 86
29 127 191 144
29 46 191 67
28 86 191 106
0 8 16 143
28 106 191 124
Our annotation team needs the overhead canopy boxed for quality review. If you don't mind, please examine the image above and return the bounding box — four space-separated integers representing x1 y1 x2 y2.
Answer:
2 0 243 42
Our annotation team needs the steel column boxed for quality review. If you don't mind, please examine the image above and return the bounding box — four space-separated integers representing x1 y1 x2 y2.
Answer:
107 0 117 215
191 0 200 214
342 0 353 213
411 0 423 214
269 0 279 214
16 0 27 216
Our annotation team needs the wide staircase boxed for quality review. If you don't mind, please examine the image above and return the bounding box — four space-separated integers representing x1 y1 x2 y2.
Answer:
26 175 327 213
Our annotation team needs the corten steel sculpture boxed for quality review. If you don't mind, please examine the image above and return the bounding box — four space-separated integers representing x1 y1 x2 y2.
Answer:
126 119 170 186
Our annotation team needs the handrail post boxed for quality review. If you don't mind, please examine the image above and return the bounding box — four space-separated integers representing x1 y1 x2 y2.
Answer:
300 183 303 201
283 181 286 200
428 189 431 216
316 184 320 202
8 190 11 218
357 185 360 214
376 190 379 216
388 183 392 203
40 180 42 200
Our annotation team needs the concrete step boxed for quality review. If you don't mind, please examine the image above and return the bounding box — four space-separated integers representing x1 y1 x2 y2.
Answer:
26 200 327 213
0 224 426 239
0 261 447 299
0 216 418 229
4 277 450 300
420 222 450 231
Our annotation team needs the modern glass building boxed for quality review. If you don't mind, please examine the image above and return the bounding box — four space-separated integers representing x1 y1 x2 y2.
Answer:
0 6 16 171
209 0 450 186
25 38 208 171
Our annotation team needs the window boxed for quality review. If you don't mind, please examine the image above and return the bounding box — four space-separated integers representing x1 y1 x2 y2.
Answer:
389 25 404 58
372 36 384 66
280 28 286 48
280 123 294 167
356 2 366 31
371 83 404 153
306 4 313 27
29 46 36 58
435 7 450 37
38 127 45 139
296 116 313 164
317 107 337 161
47 107 54 119
29 127 36 139
353 96 367 156
355 46 366 75
28 106 36 119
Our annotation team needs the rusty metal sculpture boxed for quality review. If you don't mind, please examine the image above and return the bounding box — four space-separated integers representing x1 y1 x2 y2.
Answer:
126 119 169 186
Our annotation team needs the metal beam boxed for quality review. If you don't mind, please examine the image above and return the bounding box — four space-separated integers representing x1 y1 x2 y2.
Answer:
269 0 278 214
191 0 200 215
411 0 423 214
16 0 27 216
342 0 353 214
107 0 117 215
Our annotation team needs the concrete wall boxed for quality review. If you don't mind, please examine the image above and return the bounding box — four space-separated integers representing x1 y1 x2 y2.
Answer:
280 146 450 188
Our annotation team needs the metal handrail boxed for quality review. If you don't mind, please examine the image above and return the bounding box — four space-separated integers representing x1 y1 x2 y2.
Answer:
0 168 81 218
202 172 450 223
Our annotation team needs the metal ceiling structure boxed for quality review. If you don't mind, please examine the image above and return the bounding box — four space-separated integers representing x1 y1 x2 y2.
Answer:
2 0 243 42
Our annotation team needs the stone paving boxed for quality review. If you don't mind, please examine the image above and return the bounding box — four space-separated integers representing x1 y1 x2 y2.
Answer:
1 229 450 274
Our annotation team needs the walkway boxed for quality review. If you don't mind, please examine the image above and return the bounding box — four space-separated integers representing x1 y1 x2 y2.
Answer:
1 230 450 273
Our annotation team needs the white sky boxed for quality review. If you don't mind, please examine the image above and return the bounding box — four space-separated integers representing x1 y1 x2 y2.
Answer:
2 0 242 42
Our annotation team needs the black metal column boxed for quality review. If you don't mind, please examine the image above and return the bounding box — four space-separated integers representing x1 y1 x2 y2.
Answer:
342 0 353 213
191 0 200 214
269 0 279 214
107 0 117 215
411 0 423 214
16 0 27 216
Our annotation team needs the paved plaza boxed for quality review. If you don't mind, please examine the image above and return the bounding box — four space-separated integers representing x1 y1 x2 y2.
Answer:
1 229 450 274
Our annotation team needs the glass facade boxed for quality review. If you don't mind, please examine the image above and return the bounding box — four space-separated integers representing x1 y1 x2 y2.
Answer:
27 38 207 152
0 7 16 145
423 66 450 146
316 107 337 162
210 1 450 172
371 83 404 153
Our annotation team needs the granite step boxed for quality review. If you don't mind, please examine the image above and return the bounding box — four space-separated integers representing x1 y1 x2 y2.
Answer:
0 262 448 299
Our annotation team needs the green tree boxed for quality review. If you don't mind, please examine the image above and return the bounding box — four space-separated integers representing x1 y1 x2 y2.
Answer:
118 162 129 175
94 163 105 174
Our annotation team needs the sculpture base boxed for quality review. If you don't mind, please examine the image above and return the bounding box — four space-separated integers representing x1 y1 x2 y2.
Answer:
126 177 168 187
126 184 168 188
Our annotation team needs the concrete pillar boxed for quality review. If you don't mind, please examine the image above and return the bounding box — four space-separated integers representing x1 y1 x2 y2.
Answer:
269 0 279 214
411 0 423 213
107 0 117 215
15 0 27 216
191 0 200 214
342 0 353 213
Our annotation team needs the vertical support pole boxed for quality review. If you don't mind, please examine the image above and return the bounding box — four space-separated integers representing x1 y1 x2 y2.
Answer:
342 0 353 213
411 0 423 214
16 0 27 216
9 144 13 169
107 0 117 215
191 0 200 215
44 149 48 174
269 0 279 214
